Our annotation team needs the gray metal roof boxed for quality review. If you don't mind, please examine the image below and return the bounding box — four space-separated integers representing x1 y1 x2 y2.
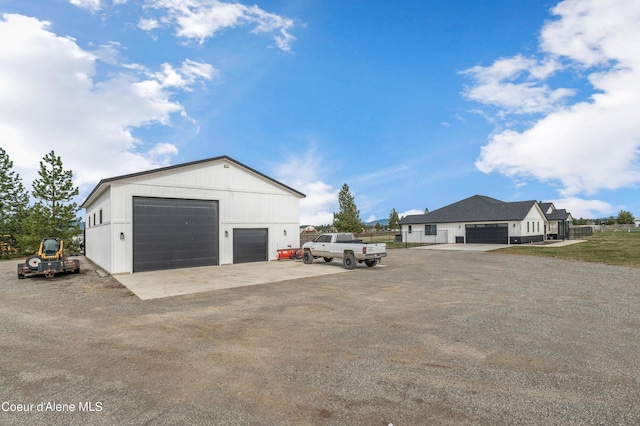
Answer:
399 195 540 225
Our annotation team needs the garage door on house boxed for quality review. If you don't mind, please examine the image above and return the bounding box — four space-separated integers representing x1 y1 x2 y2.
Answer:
133 197 219 272
465 223 508 244
233 228 268 264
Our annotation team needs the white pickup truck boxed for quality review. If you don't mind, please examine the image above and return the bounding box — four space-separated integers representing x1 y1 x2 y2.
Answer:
302 233 387 269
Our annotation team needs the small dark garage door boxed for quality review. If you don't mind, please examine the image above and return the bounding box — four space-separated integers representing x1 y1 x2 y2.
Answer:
233 228 268 264
133 197 219 272
465 223 508 244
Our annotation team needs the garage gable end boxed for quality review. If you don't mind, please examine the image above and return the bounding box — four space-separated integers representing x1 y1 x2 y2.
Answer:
81 156 304 209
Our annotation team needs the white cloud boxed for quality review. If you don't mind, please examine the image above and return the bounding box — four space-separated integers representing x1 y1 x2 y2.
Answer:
140 0 296 51
298 181 338 226
146 142 179 165
464 0 640 204
462 55 573 115
271 147 338 226
138 18 160 31
551 197 613 219
0 13 213 194
400 209 424 218
69 0 102 11
151 59 217 90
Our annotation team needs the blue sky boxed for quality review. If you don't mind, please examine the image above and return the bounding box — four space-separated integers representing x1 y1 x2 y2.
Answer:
1 0 639 225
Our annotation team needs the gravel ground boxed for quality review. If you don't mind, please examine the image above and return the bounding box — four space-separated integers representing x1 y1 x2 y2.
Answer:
1 249 639 425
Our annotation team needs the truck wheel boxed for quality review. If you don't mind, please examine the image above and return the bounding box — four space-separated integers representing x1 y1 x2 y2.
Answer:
365 259 377 267
303 251 313 264
343 253 356 270
26 255 41 271
323 257 333 263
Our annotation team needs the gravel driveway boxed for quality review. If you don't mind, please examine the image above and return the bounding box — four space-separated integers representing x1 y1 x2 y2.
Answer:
1 249 639 425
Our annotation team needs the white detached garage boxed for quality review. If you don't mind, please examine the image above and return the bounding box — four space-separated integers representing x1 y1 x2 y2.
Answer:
80 156 305 274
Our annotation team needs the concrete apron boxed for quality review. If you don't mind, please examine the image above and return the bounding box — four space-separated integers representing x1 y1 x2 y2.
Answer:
113 259 364 300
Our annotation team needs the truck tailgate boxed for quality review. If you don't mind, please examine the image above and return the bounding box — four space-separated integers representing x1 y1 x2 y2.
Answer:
364 244 386 254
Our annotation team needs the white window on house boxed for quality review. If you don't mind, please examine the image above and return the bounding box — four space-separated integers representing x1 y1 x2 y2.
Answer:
99 209 103 224
527 221 530 232
537 222 540 232
408 225 412 234
88 216 91 227
93 213 96 226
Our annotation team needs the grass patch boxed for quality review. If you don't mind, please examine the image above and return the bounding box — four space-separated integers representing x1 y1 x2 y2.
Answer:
496 230 640 268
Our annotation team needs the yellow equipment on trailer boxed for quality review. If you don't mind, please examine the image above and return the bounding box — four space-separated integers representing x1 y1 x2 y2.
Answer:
17 238 80 280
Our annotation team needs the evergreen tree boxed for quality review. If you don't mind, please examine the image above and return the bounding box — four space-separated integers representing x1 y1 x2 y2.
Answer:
0 148 29 257
26 151 81 251
333 183 363 233
616 210 635 224
388 208 400 230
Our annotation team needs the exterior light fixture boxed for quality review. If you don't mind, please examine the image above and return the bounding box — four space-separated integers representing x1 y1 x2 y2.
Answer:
284 230 287 236
120 232 125 240
225 230 229 237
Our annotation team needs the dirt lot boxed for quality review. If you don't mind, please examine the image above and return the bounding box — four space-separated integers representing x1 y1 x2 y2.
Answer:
1 250 639 425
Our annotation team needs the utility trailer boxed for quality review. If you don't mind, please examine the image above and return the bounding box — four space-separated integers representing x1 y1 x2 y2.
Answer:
17 237 80 280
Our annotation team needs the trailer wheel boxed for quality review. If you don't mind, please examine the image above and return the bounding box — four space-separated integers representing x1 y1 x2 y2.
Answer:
343 253 356 270
323 257 333 263
26 255 41 271
18 273 25 279
302 251 313 264
365 259 377 267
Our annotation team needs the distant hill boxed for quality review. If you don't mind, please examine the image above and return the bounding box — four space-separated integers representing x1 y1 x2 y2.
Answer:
365 218 389 227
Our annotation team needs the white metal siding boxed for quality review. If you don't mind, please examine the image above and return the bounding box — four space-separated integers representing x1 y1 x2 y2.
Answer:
85 160 301 274
522 206 545 237
84 188 112 272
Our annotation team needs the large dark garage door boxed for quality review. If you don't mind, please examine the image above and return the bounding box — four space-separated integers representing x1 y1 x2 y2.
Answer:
133 197 219 272
465 223 508 244
233 228 268 264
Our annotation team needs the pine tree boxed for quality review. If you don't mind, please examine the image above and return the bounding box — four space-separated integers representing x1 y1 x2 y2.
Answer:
0 148 29 258
616 210 635 224
388 208 400 230
333 183 363 233
27 151 81 251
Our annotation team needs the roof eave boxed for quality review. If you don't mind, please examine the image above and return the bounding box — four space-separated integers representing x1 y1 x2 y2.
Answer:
79 155 306 209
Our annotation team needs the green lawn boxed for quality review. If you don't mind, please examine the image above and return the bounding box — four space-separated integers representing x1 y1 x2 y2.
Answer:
496 230 640 268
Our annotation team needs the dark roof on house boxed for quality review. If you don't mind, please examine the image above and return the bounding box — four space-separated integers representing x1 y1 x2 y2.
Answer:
537 202 572 221
539 202 553 214
81 155 305 208
399 195 540 225
546 208 571 221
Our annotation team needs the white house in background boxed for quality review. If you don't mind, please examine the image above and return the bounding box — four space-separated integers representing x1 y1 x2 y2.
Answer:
80 156 305 274
399 195 572 244
538 202 573 240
